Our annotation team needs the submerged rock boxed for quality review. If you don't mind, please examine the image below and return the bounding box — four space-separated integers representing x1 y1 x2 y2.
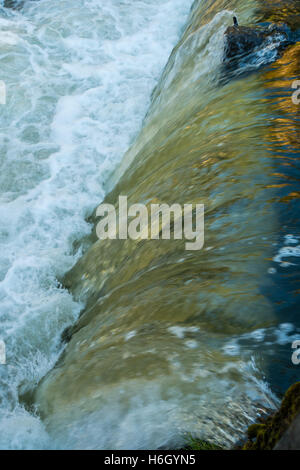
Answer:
223 18 291 61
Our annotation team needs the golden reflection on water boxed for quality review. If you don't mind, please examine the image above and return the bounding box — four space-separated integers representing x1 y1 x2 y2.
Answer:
257 0 300 29
264 43 300 150
262 43 300 210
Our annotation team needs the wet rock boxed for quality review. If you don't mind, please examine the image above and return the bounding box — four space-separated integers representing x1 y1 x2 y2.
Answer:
223 20 291 61
242 382 300 450
274 413 300 450
224 26 267 60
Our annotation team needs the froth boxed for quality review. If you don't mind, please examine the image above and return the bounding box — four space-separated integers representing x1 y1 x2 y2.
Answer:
0 0 193 449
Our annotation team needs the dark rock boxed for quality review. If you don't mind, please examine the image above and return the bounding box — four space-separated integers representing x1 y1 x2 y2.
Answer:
60 325 73 344
224 26 267 60
223 21 291 62
274 413 300 450
242 382 300 450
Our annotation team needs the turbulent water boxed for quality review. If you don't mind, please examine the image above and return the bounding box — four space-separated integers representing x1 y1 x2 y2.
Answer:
0 0 300 450
0 0 194 449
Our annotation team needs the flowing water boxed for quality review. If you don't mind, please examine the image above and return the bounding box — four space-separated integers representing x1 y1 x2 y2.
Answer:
0 0 194 449
0 0 300 450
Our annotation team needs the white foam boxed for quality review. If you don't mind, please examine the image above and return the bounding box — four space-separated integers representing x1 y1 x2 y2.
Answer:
168 326 199 339
0 0 194 449
223 323 300 354
273 234 300 266
125 330 137 341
